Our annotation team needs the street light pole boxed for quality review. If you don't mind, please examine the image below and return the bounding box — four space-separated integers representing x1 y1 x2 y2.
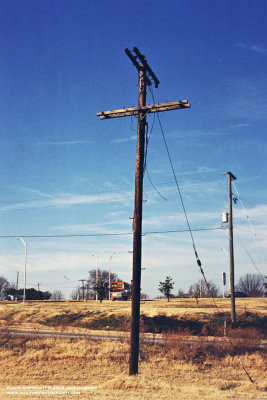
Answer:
16 237 27 303
109 252 115 301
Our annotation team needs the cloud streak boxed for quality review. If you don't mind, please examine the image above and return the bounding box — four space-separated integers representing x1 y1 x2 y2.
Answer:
111 135 136 144
37 140 91 146
0 190 133 213
235 43 267 55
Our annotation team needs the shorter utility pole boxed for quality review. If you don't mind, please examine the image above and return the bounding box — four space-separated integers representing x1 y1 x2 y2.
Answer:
222 272 226 298
16 272 19 290
86 280 90 300
223 171 237 323
79 279 86 301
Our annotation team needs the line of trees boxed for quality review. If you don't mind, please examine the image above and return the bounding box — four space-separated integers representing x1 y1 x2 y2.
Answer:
0 276 61 300
6 287 52 300
158 276 220 300
1 271 265 302
159 273 266 300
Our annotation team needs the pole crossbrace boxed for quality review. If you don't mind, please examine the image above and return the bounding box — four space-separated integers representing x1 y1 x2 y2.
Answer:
97 100 190 120
125 47 159 87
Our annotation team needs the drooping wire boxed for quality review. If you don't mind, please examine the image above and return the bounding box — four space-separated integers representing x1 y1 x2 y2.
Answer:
145 168 168 201
148 87 203 268
148 86 254 383
232 181 267 265
233 182 256 234
235 229 265 277
143 95 168 201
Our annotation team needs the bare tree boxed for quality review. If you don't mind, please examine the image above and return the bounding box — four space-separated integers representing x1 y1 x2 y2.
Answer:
87 269 120 300
0 277 10 300
177 289 186 298
140 292 149 300
188 280 219 298
71 286 82 300
236 273 265 297
51 290 64 300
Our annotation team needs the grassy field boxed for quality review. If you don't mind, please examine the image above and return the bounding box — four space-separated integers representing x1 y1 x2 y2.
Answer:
0 297 266 337
0 298 266 399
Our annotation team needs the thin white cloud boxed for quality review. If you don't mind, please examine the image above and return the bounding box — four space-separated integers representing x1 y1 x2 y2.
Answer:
54 219 132 234
36 140 91 146
4 186 52 199
195 166 218 174
0 190 133 213
168 129 229 139
229 123 250 129
2 202 266 298
111 135 136 144
235 43 267 55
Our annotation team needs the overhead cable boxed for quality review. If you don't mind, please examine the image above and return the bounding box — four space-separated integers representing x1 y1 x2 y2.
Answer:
0 226 225 239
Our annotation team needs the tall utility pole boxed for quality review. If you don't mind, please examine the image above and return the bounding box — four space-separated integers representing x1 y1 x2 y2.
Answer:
130 54 146 376
223 171 237 323
97 47 190 375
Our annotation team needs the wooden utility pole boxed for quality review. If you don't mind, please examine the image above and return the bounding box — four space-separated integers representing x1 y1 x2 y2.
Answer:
97 47 191 375
129 61 146 376
79 279 86 301
16 271 19 290
224 171 236 323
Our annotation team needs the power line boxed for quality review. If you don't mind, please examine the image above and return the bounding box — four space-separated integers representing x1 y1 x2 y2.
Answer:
233 181 267 264
145 168 168 201
149 86 222 317
235 226 267 238
0 227 226 239
149 88 254 382
238 198 267 215
235 231 265 278
149 86 203 267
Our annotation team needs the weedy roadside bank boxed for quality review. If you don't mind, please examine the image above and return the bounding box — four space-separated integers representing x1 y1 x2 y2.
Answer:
0 328 266 400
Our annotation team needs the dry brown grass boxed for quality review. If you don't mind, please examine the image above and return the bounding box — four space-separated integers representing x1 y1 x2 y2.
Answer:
0 332 266 400
0 297 266 327
0 298 266 399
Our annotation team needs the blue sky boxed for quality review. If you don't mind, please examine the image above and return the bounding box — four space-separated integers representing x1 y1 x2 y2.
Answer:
0 0 266 298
